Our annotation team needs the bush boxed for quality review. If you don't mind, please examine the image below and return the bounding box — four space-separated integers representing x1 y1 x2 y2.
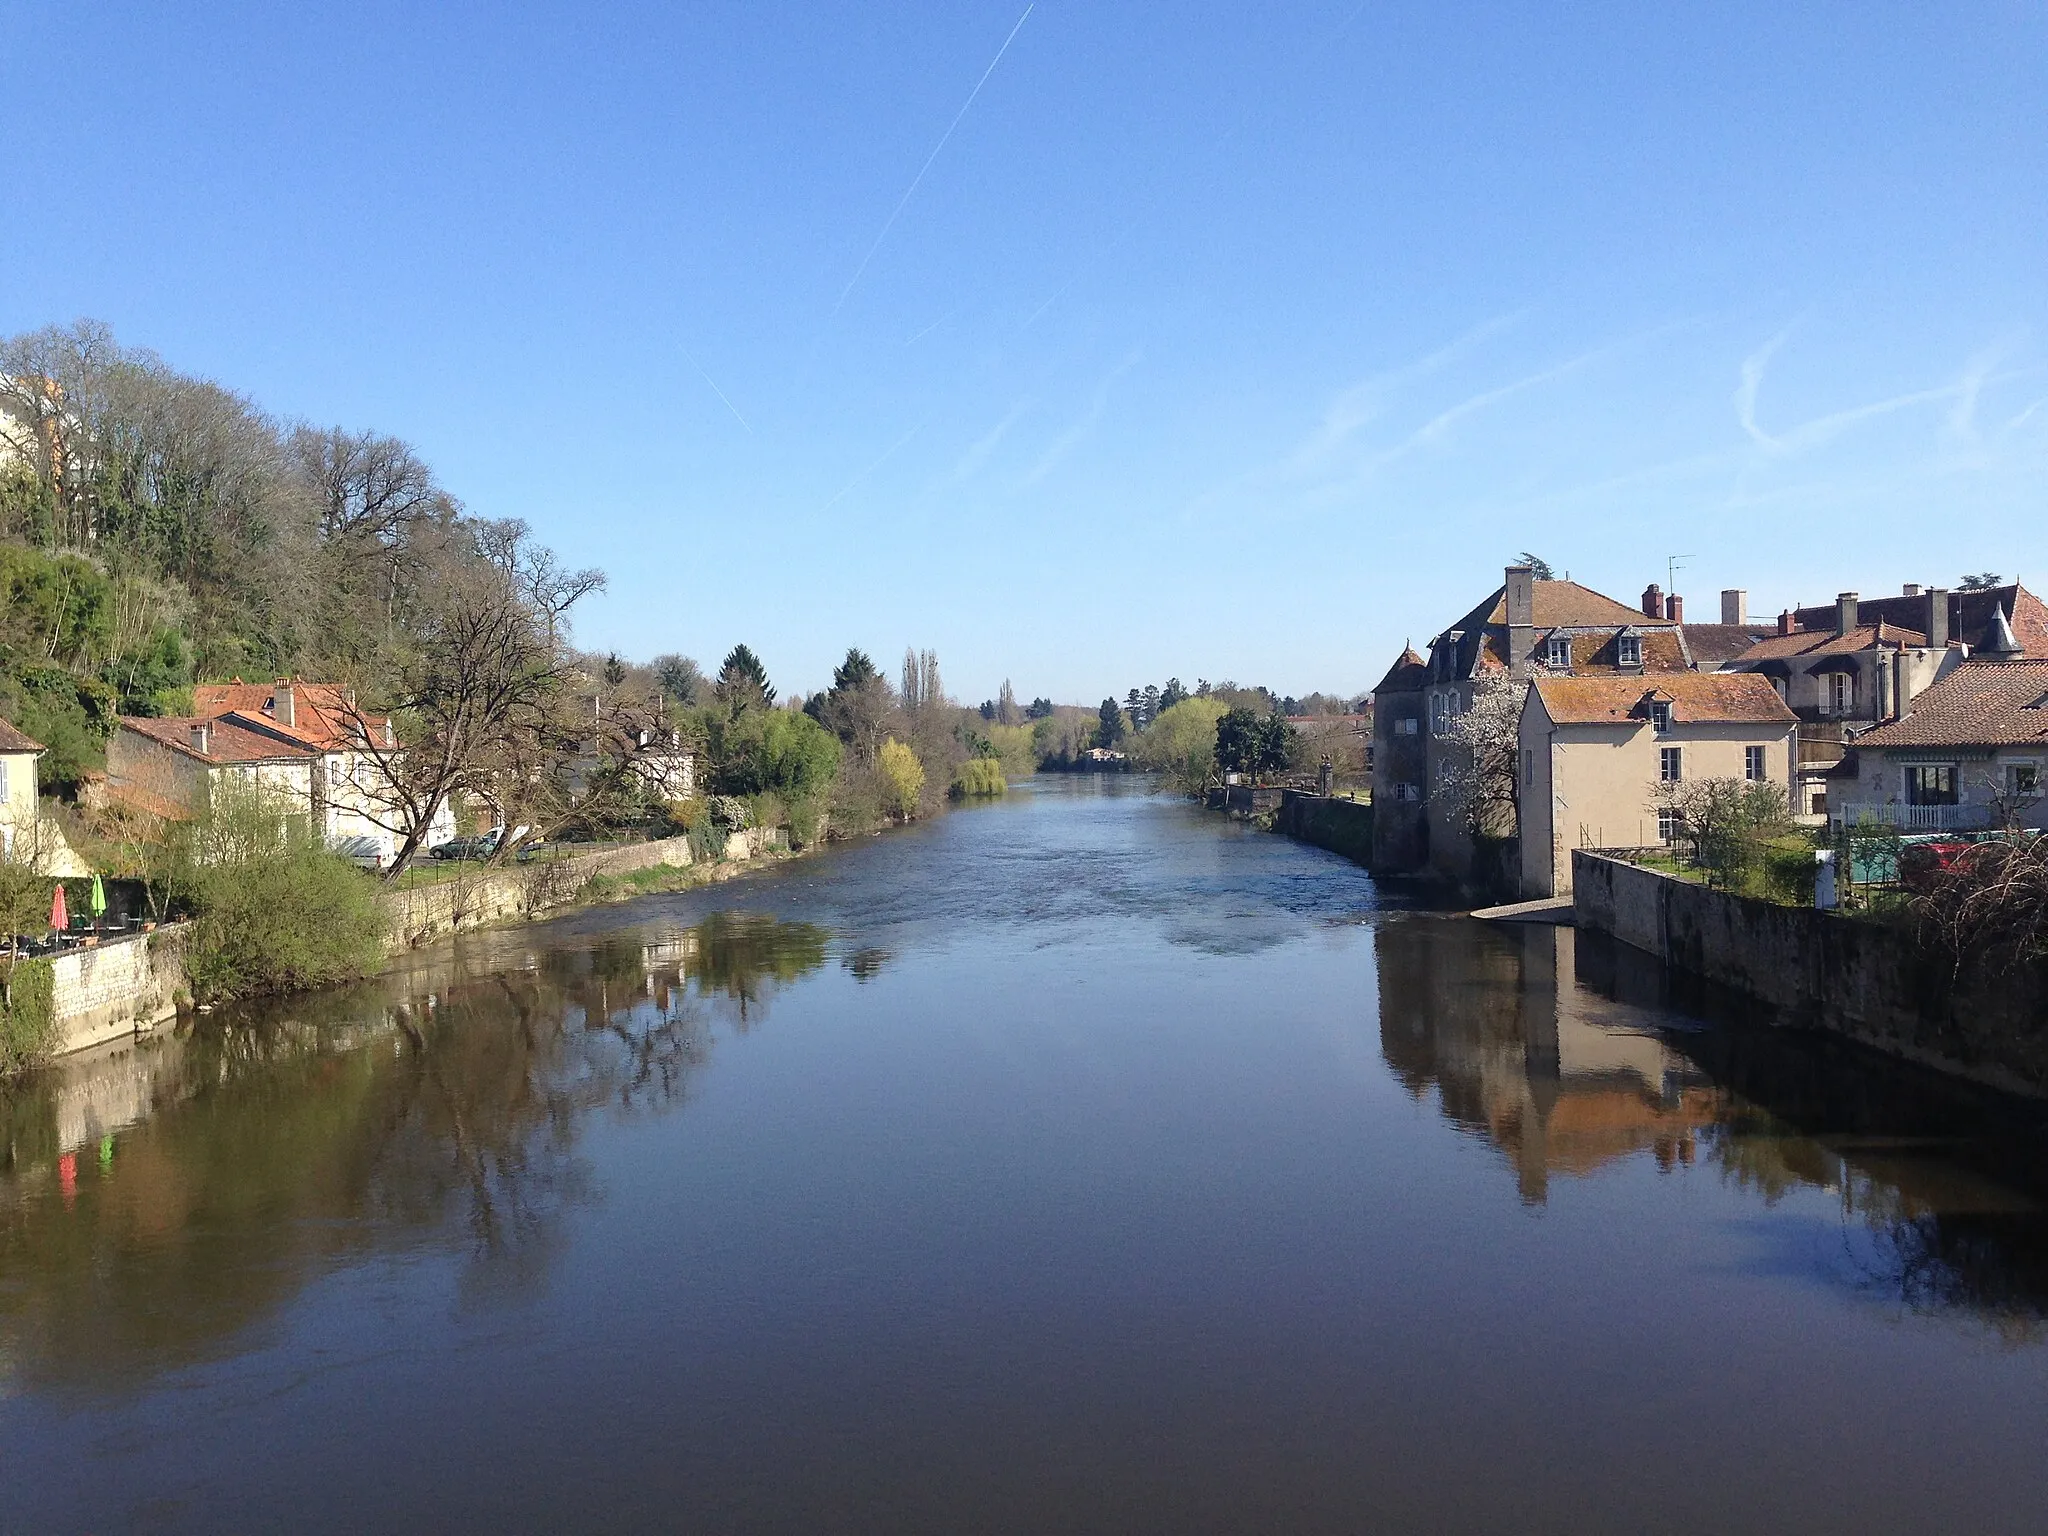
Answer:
0 957 55 1074
878 740 924 820
950 758 1006 799
176 780 387 1002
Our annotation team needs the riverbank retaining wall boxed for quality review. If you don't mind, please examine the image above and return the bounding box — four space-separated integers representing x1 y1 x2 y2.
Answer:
380 827 789 948
1572 850 2048 1096
1275 790 1375 866
46 925 191 1058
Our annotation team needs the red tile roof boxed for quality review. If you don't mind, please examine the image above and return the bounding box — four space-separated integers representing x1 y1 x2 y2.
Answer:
1476 580 1675 629
118 715 321 765
1530 672 1796 726
0 716 44 754
1852 660 2048 750
1731 621 1929 663
1791 586 2048 660
190 681 388 751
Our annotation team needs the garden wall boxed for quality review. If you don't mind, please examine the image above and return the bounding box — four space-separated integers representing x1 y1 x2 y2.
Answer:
47 925 191 1057
1572 850 2048 1096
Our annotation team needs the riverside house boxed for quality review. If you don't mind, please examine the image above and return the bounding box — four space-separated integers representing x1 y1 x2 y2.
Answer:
1826 658 2048 835
1370 564 1687 887
107 680 456 865
1516 672 1797 898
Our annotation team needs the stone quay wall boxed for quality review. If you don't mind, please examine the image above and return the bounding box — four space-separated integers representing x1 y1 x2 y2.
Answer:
47 925 191 1058
1274 790 1375 867
1572 850 2048 1097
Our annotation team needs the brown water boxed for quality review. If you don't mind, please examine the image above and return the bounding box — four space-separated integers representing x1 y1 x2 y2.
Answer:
4 776 2047 1533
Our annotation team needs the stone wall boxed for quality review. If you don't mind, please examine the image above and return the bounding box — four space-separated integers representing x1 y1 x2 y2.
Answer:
1572 850 2048 1096
380 828 788 949
47 925 191 1057
1275 791 1375 866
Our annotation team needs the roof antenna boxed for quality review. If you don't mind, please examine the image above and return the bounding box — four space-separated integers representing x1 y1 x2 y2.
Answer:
1667 553 1694 595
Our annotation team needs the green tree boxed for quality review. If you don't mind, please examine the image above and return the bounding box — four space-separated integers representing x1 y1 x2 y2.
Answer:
1214 706 1294 781
714 644 774 714
877 738 924 819
1096 698 1126 747
1131 696 1228 792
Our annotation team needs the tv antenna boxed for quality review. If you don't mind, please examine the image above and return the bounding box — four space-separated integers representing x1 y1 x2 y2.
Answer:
1667 553 1694 595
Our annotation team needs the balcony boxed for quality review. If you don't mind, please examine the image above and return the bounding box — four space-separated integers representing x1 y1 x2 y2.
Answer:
1831 802 1993 833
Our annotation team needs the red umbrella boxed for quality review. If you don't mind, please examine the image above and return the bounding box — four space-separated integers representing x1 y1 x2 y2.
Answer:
49 883 68 934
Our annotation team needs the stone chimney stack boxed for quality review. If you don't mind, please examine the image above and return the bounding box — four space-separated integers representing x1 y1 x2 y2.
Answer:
1665 593 1684 624
1504 564 1535 666
272 681 295 729
1925 587 1949 649
1778 609 1797 636
1902 583 1922 598
1641 583 1664 620
1835 592 1859 636
1721 589 1747 625
190 722 210 755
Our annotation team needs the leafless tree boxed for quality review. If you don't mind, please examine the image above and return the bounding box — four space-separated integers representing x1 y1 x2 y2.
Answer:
1438 671 1527 838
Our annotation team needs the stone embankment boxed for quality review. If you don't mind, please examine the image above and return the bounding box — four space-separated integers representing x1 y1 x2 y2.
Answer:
1572 850 2048 1097
35 828 791 1062
1272 790 1374 865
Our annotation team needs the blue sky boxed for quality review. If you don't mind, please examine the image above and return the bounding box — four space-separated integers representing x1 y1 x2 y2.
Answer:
3 2 2043 704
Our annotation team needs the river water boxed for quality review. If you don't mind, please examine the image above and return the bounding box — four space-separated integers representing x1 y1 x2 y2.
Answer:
5 776 2048 1532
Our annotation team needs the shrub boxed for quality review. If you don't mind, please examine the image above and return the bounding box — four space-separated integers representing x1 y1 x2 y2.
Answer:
878 739 924 819
0 957 56 1074
1130 697 1228 792
950 758 1006 799
176 780 387 1003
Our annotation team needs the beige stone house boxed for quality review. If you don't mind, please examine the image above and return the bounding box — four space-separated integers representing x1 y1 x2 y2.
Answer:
0 716 45 860
1827 659 2048 834
1516 672 1797 898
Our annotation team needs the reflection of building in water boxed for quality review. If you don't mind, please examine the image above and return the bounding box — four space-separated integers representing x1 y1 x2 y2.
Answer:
1376 918 1719 1203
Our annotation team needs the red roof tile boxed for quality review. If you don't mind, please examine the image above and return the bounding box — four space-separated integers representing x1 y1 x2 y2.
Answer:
1530 672 1796 726
118 715 322 765
1852 660 2048 750
0 716 44 754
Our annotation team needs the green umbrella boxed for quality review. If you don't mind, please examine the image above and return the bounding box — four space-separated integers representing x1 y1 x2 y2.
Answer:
89 873 107 921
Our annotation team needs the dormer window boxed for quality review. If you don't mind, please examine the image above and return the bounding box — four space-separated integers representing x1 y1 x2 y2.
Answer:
1617 634 1642 667
1650 702 1672 734
1543 636 1570 669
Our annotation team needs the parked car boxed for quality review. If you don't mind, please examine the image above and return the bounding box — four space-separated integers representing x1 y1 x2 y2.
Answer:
1899 839 1982 894
330 835 391 872
430 831 502 862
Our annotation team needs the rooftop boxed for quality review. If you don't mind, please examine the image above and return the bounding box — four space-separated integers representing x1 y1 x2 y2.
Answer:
119 714 322 765
1852 660 2048 750
1530 672 1796 727
0 716 44 755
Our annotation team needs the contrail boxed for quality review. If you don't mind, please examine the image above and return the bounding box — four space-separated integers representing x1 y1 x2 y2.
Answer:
680 343 752 433
821 413 934 511
833 4 1035 314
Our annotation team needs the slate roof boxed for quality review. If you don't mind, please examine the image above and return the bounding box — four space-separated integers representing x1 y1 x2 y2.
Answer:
1530 672 1797 727
119 715 322 765
1789 585 2048 659
0 716 44 754
1681 623 1777 665
1372 646 1428 695
1851 660 2048 750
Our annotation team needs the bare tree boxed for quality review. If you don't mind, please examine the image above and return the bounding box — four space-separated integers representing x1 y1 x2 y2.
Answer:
1437 671 1527 838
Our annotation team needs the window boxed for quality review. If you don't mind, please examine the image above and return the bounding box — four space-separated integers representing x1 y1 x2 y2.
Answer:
1905 764 1957 806
2005 762 2040 799
1659 747 1682 782
1429 693 1447 734
1544 636 1570 669
1658 807 1683 843
1617 634 1641 666
0 758 8 800
1394 782 1421 802
1828 672 1853 716
1395 716 1418 736
1521 747 1534 786
1650 702 1672 734
1745 745 1767 782
1810 791 1828 816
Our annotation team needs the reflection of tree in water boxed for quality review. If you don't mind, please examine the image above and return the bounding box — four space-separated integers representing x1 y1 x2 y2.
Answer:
0 912 831 1393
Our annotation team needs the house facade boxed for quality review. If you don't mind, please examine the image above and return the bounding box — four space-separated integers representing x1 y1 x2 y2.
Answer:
1826 659 2048 835
0 717 44 860
108 680 456 864
1369 565 1686 886
1516 673 1797 898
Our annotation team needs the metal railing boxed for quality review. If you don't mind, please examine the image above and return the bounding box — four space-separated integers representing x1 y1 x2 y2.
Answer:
1831 803 1992 832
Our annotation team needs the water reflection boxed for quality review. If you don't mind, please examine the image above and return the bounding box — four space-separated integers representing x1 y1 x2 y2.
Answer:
1377 917 2048 1334
0 912 830 1396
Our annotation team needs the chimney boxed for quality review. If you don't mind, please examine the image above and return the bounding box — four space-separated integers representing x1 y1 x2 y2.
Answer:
1902 583 1921 598
1504 564 1535 666
272 681 295 729
1778 609 1797 636
1925 586 1949 649
189 722 210 755
1665 593 1684 624
1835 592 1858 636
1641 583 1664 620
1721 589 1747 626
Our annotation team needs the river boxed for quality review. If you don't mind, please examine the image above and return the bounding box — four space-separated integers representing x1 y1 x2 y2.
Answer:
4 776 2047 1532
